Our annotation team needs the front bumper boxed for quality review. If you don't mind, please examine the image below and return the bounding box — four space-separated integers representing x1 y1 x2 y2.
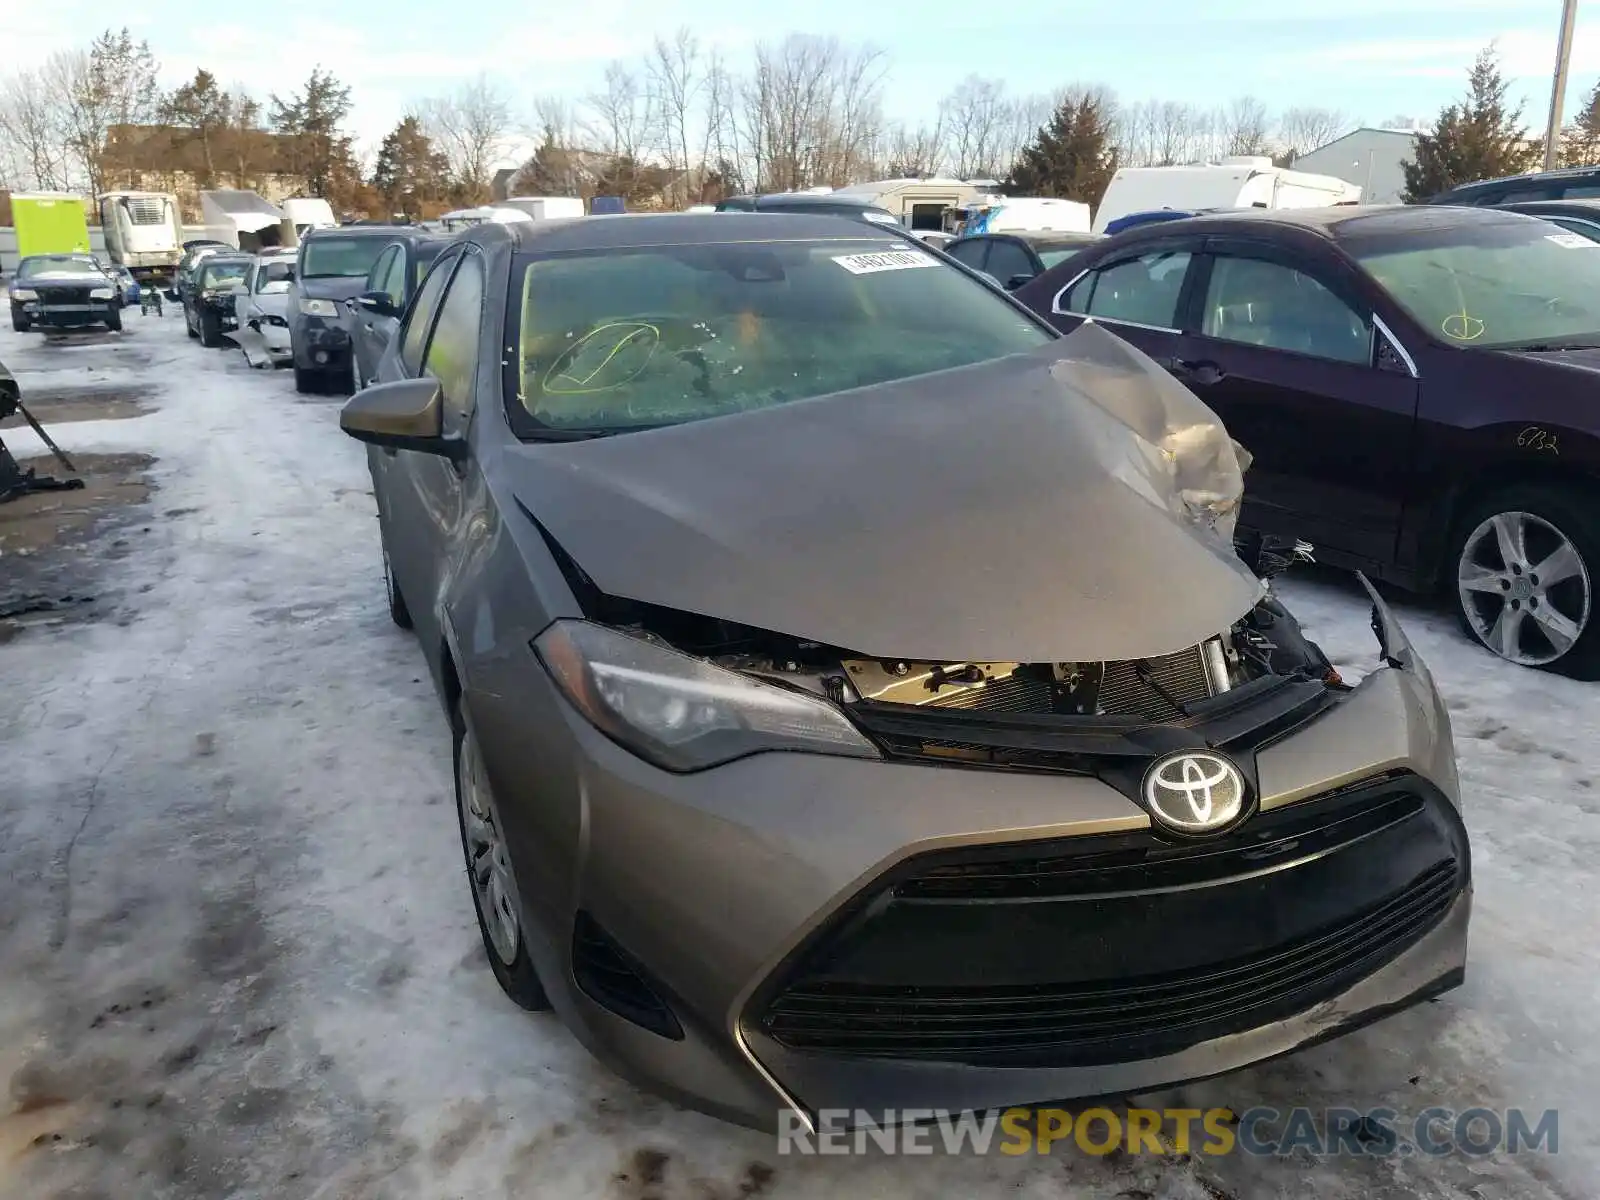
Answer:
15 298 118 328
292 318 351 370
472 595 1467 1133
200 301 239 331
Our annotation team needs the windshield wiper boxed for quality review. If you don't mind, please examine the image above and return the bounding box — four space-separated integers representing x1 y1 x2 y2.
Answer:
520 427 627 442
1503 340 1600 352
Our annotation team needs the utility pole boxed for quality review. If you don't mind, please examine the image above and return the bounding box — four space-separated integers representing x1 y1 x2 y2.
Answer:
1545 0 1581 170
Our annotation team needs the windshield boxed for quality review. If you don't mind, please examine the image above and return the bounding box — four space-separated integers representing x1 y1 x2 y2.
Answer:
301 237 390 279
1350 218 1600 349
513 239 1051 433
200 261 249 287
255 260 294 290
19 257 99 279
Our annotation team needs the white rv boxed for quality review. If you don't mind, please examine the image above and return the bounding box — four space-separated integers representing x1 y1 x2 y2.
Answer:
98 191 184 283
498 196 584 221
281 197 337 237
1093 159 1361 233
831 178 986 231
200 190 298 252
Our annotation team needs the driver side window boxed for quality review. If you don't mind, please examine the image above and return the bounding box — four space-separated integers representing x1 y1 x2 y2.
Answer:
421 252 484 428
366 246 398 301
399 253 457 375
1200 255 1372 365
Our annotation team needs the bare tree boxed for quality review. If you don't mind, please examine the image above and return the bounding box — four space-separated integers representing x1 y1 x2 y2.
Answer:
419 73 512 202
997 92 1056 181
647 27 702 204
46 29 162 195
881 120 944 177
700 49 742 195
583 61 653 162
0 67 71 190
939 76 1008 178
1276 106 1352 156
737 35 886 192
1221 95 1272 157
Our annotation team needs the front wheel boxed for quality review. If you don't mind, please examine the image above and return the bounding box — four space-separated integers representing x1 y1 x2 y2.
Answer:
199 311 221 347
105 306 122 332
453 702 550 1011
293 365 321 394
10 304 29 333
1450 484 1600 678
185 306 198 338
383 545 412 629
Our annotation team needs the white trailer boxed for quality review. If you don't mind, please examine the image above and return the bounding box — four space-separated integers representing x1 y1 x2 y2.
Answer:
97 190 184 283
1093 159 1362 232
200 190 298 252
498 196 584 220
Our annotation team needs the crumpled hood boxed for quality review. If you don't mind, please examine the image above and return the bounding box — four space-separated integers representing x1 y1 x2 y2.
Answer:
293 276 369 301
508 322 1266 663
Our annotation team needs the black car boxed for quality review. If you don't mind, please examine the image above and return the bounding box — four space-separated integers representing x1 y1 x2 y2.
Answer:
184 254 253 346
168 242 232 308
288 225 414 394
1423 165 1600 207
8 254 122 333
1495 198 1600 243
715 192 901 226
345 234 449 390
1014 205 1600 676
943 231 1103 290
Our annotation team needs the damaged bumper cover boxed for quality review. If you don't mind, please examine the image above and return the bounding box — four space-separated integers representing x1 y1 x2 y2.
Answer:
475 601 1465 1133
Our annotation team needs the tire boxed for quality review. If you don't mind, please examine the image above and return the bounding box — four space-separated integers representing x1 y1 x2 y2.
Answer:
105 306 122 332
293 365 321 394
452 700 550 1011
199 311 221 347
1448 482 1600 679
383 545 412 629
10 305 29 333
185 306 198 339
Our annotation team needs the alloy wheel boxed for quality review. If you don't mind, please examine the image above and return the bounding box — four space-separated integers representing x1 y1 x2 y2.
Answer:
457 723 522 965
1457 510 1592 666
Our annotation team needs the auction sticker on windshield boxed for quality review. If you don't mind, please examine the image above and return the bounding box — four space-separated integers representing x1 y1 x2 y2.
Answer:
832 250 940 274
1546 232 1597 248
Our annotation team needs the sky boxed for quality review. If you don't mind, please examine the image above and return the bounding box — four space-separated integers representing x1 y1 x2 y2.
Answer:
7 0 1599 165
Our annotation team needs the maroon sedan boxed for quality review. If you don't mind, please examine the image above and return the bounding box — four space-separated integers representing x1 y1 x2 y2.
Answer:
1015 204 1600 678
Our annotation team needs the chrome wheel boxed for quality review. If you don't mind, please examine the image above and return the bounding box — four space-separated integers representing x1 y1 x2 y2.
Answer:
1457 510 1592 666
458 724 521 965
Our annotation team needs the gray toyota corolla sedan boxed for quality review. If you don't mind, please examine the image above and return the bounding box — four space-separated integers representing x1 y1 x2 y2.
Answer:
339 213 1469 1133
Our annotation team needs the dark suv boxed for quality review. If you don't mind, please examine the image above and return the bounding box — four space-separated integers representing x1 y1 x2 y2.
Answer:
1424 165 1600 207
288 225 413 393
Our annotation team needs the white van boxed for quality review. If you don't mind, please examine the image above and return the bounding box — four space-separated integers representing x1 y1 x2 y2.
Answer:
1093 159 1361 233
498 196 584 221
949 197 1092 236
281 197 337 238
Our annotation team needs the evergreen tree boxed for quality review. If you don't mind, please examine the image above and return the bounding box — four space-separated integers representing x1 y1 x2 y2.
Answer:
268 67 355 199
370 117 453 218
1401 46 1534 201
165 70 230 186
1562 79 1600 166
1003 93 1117 208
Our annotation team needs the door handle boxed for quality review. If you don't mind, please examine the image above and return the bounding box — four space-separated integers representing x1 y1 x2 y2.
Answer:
1172 358 1227 386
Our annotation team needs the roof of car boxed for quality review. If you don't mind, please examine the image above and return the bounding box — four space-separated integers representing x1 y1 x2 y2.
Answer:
1499 198 1600 213
1104 203 1543 242
301 223 416 239
495 212 913 253
966 231 1101 247
1434 165 1600 195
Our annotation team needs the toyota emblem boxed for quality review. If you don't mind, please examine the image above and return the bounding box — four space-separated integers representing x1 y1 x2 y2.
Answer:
1141 751 1248 834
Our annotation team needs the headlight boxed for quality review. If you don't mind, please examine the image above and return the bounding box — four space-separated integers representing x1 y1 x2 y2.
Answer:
299 298 337 317
12 288 37 300
534 619 880 772
90 287 115 299
200 289 216 300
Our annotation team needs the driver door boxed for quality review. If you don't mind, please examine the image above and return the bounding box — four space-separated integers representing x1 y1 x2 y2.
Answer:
350 245 402 388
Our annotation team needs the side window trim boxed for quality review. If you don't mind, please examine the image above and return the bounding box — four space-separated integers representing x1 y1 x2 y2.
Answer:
418 247 481 371
1371 313 1419 378
366 245 395 293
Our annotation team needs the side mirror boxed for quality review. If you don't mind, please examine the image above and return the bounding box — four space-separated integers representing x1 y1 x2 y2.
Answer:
355 291 397 317
1005 273 1033 291
340 377 466 462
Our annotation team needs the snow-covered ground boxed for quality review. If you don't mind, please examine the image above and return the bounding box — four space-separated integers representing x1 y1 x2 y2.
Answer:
1 315 1595 1199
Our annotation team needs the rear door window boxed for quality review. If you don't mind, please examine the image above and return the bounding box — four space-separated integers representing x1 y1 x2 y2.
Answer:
1065 249 1192 328
421 251 484 429
946 240 990 271
984 240 1036 284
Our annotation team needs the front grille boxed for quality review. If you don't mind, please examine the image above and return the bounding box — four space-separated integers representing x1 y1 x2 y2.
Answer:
37 287 87 305
927 673 1054 713
753 774 1467 1068
761 861 1458 1062
897 779 1424 900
